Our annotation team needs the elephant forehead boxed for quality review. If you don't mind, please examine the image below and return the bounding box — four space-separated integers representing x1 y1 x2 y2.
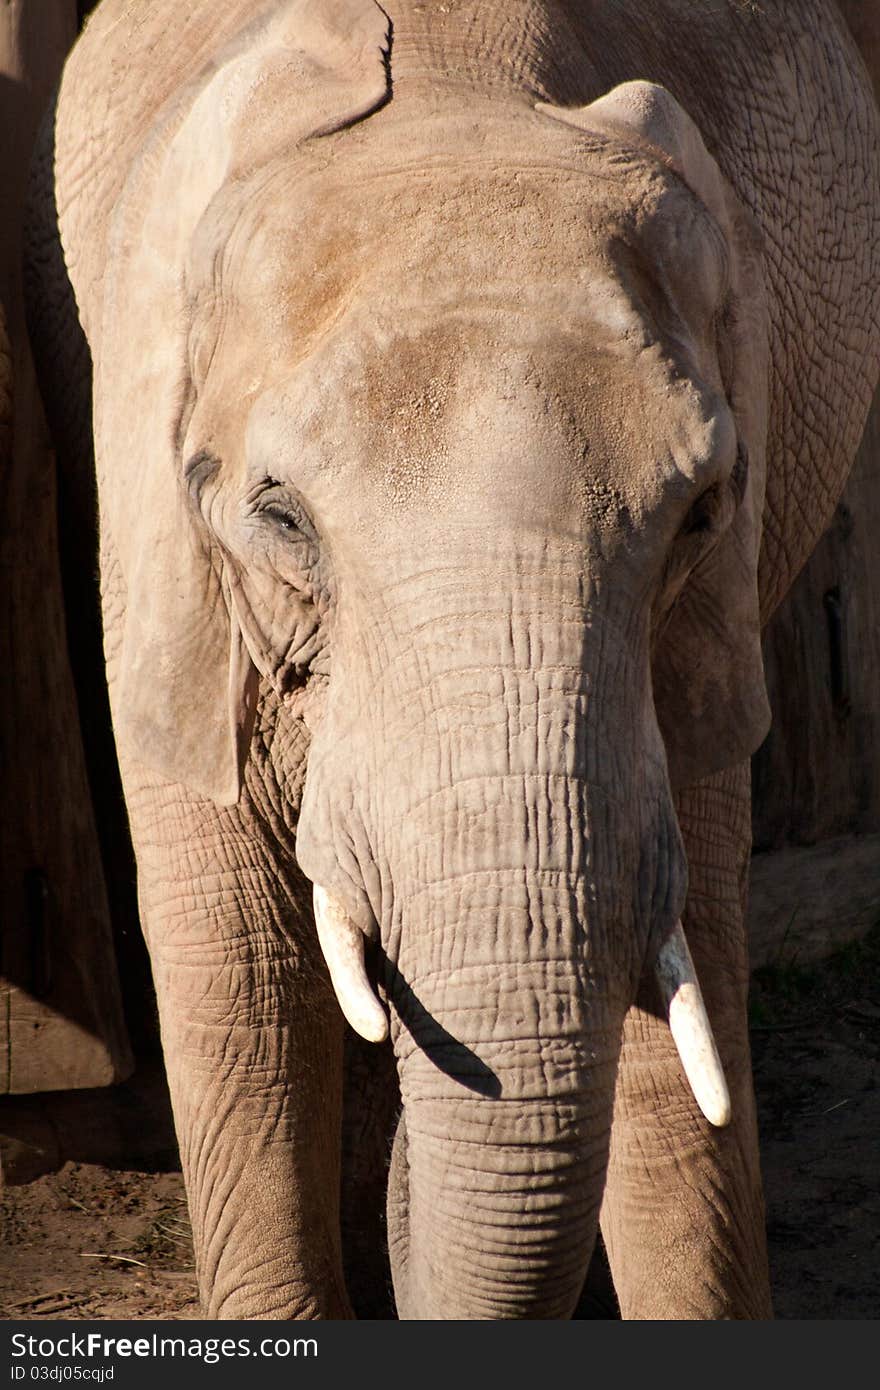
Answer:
244 309 727 540
194 143 722 372
213 176 599 340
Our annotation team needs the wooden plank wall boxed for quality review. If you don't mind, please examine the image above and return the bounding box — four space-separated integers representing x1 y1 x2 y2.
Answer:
0 0 132 1093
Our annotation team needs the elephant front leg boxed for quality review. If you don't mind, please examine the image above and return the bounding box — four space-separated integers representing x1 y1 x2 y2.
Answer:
131 786 351 1319
600 762 773 1320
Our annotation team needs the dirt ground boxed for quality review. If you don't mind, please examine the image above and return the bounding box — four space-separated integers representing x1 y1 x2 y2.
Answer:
1 925 878 1322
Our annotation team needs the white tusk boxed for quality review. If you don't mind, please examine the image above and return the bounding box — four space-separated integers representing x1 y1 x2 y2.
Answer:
312 885 389 1044
654 920 732 1128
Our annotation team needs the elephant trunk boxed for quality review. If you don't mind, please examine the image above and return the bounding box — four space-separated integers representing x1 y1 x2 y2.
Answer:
296 564 687 1318
385 850 623 1319
390 1083 619 1319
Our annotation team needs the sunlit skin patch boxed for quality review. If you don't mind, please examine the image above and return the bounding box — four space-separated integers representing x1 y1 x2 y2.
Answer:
182 116 731 527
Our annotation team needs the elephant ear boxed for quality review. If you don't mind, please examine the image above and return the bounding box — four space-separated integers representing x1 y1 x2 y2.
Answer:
537 81 771 787
95 0 391 805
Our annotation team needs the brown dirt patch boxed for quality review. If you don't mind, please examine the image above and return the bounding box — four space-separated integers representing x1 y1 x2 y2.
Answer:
0 1166 197 1319
749 922 880 1318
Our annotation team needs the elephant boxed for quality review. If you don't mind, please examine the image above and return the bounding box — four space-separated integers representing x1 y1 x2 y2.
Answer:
26 0 879 1319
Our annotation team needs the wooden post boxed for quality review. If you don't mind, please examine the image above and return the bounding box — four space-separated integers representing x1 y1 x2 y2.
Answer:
0 1 132 1092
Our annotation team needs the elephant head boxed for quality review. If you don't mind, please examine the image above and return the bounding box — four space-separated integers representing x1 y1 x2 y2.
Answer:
96 0 770 1318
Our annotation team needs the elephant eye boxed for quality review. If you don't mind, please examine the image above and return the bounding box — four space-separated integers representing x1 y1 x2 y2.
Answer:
249 478 318 543
263 505 299 533
681 482 724 536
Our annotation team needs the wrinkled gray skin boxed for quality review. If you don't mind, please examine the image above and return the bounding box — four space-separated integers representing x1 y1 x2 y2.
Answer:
29 0 878 1318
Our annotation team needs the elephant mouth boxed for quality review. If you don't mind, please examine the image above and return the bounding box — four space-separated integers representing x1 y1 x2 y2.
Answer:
312 882 730 1127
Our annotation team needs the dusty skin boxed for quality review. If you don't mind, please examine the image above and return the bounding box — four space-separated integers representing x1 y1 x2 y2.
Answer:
24 0 879 1319
2 926 879 1321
